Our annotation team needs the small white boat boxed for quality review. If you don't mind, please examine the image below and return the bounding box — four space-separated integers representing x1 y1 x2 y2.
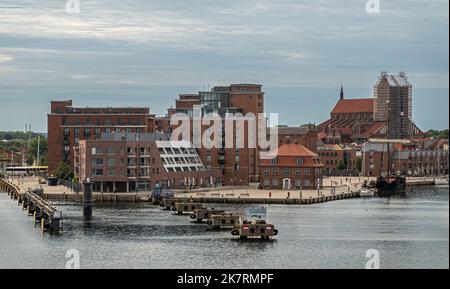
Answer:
360 187 375 197
434 178 449 186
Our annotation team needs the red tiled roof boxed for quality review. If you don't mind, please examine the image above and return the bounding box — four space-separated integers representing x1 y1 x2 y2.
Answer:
340 127 353 135
331 98 374 114
361 121 386 137
267 144 318 158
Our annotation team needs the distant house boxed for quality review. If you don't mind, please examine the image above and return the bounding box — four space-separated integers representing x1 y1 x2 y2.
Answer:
259 144 323 190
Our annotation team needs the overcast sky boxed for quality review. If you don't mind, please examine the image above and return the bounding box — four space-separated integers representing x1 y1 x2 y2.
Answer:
0 0 448 132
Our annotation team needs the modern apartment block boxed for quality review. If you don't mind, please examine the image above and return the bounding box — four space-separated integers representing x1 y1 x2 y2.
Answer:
259 144 323 190
159 84 265 186
76 133 220 192
47 100 156 175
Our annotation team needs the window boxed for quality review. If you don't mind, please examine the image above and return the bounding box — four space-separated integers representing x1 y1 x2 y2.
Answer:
272 168 278 175
263 179 270 186
264 169 269 176
296 158 304 165
108 158 115 166
304 168 311 175
84 128 90 137
91 169 103 176
272 179 279 186
63 128 70 136
270 158 278 165
92 147 103 155
284 168 290 176
295 168 301 176
91 158 103 166
108 169 115 176
107 147 115 154
304 179 311 187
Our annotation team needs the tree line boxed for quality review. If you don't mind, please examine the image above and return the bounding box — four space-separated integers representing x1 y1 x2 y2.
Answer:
0 131 48 166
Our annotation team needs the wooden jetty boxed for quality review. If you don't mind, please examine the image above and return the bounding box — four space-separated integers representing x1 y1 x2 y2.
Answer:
0 178 62 234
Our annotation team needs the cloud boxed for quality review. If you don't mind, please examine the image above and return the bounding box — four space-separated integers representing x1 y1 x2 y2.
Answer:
0 54 14 63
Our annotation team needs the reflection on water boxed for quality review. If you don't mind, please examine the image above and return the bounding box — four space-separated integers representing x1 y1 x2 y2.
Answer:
0 186 448 269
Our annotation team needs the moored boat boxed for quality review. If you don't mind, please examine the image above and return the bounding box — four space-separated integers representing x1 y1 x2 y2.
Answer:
434 177 449 187
375 174 406 197
360 187 375 197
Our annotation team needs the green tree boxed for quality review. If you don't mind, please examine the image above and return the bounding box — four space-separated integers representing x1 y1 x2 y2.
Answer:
426 129 449 139
25 154 34 166
55 161 74 180
336 160 346 171
27 136 48 166
356 157 363 172
0 131 35 141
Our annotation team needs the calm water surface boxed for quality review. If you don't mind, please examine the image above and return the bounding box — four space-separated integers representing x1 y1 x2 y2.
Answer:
0 187 448 269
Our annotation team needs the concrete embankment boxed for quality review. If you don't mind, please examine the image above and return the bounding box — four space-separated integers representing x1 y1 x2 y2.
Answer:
175 191 360 205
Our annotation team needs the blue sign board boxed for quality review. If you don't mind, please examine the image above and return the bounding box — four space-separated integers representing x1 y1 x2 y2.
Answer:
246 207 267 220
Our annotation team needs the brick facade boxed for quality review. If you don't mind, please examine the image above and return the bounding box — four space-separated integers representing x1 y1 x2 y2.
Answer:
260 144 323 190
47 100 155 176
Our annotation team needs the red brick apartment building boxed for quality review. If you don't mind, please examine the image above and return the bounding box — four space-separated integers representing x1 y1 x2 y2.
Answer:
161 84 264 186
317 144 360 175
47 100 156 175
362 139 449 177
260 144 323 190
76 133 220 192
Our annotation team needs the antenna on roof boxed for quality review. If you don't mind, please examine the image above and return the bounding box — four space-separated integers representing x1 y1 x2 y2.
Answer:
340 82 344 101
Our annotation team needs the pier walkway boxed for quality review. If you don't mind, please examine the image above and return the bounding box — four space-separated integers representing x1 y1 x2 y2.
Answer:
0 178 62 233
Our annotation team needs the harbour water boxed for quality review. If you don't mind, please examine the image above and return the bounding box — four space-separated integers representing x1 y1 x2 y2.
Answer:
0 186 448 269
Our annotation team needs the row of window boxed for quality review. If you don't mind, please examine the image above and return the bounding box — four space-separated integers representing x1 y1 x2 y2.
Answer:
270 157 304 165
63 118 145 126
318 152 339 157
263 168 321 176
64 127 143 137
91 167 159 177
204 164 240 171
206 154 240 163
262 179 313 188
92 156 158 166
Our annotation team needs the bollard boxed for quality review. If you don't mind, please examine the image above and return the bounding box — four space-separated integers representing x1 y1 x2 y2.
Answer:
83 180 94 218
